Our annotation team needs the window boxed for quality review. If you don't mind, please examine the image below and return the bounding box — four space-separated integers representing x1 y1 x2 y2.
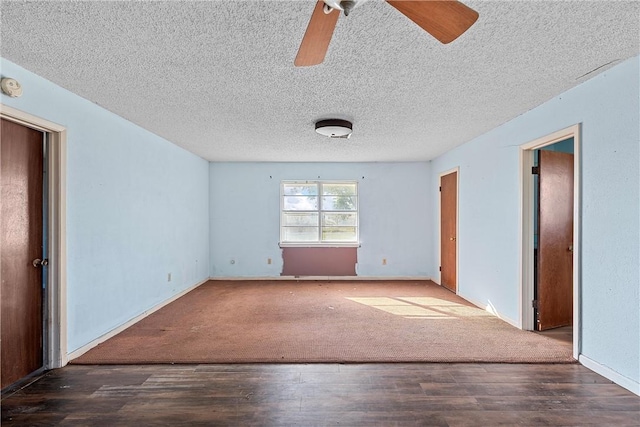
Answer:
281 181 358 245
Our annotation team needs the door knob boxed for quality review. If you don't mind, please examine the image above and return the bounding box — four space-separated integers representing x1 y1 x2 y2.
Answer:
32 258 48 267
568 245 573 252
450 237 456 241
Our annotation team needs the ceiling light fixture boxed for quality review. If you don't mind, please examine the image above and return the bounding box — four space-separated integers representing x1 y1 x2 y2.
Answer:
315 119 353 139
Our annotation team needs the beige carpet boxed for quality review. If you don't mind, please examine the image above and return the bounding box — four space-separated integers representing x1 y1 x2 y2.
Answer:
72 280 574 364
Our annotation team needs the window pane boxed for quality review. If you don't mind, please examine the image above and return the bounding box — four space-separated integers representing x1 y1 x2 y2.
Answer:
283 195 318 210
282 226 319 242
282 212 319 226
322 213 357 226
283 184 318 196
322 227 357 241
322 196 357 211
281 181 358 244
323 183 356 196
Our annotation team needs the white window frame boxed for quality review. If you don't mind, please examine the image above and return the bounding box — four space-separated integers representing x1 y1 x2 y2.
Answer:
280 180 359 247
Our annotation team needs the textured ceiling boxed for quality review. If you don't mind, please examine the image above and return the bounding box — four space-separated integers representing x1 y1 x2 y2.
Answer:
1 1 638 162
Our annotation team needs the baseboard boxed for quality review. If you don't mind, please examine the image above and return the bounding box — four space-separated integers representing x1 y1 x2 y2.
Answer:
579 354 640 396
67 278 208 361
210 276 432 281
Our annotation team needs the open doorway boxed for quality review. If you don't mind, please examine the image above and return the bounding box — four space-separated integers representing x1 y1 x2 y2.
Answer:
520 124 580 360
533 141 574 349
0 105 68 390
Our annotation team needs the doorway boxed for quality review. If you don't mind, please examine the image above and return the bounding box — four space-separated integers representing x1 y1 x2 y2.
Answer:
0 105 68 390
439 168 458 293
520 124 580 359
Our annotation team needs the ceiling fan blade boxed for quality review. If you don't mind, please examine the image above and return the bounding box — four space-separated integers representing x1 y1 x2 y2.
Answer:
295 1 340 67
386 0 479 44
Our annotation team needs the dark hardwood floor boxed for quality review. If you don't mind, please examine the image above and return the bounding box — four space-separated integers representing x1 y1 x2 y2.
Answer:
2 363 639 426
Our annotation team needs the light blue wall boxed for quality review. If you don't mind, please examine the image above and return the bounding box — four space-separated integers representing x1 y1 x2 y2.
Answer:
430 56 639 385
209 162 432 278
1 59 210 352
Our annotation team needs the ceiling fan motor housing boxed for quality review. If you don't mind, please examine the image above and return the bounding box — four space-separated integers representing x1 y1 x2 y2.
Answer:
323 0 359 14
323 0 344 11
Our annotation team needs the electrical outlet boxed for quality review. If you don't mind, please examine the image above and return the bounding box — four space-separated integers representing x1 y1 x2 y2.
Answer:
167 273 172 282
382 258 387 265
267 258 272 265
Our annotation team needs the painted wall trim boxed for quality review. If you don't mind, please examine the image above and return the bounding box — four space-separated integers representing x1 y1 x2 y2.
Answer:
67 278 208 361
519 123 581 361
0 103 66 132
0 103 68 369
579 354 640 396
210 276 432 281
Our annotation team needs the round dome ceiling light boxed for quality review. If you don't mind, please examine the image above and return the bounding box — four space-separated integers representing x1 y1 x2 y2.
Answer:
315 119 352 139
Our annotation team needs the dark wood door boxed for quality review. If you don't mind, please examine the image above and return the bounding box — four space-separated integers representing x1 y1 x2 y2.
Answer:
440 171 457 293
1 118 44 389
536 150 573 331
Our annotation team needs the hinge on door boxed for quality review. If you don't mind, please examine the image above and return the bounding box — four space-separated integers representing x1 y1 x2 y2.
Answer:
532 299 539 309
439 186 442 192
439 266 442 271
532 166 539 175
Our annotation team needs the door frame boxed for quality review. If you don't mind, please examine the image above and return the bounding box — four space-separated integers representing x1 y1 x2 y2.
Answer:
437 167 459 292
1 104 68 369
519 124 581 359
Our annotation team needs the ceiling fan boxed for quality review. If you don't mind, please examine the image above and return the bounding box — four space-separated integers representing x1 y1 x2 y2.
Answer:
294 0 479 67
